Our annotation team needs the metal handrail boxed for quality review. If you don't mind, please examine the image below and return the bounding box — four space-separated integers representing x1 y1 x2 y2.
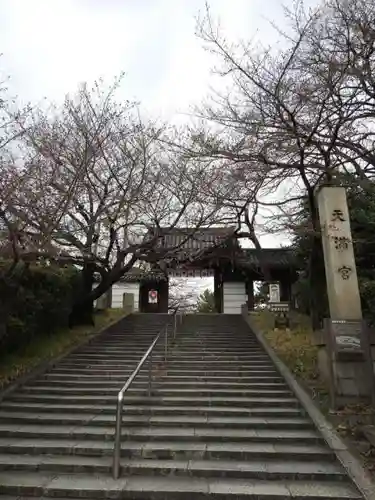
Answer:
112 311 180 479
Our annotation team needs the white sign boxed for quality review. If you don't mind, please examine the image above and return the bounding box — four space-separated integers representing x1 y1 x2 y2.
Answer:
148 289 158 304
269 302 289 313
269 283 280 303
335 335 361 348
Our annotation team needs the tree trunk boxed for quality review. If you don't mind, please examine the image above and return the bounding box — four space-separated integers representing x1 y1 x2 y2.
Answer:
253 243 272 284
305 190 329 331
69 297 95 327
308 234 328 331
0 300 10 349
245 226 272 283
69 263 95 327
241 204 273 284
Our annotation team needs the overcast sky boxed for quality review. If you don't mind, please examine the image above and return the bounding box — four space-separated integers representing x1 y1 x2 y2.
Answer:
0 0 294 111
0 0 318 254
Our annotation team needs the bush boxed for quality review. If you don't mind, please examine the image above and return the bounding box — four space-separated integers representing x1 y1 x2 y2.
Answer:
359 278 375 325
293 273 375 326
0 262 80 353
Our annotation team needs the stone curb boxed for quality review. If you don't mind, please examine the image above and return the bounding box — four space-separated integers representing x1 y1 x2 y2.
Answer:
0 311 130 404
245 315 375 500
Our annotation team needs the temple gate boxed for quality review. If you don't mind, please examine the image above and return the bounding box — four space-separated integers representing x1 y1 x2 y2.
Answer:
115 227 298 314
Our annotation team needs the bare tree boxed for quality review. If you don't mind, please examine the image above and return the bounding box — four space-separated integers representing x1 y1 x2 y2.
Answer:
168 279 197 313
0 74 36 343
177 0 375 328
6 77 230 324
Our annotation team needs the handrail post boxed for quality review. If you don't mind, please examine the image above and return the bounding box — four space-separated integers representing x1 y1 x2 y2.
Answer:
164 325 168 363
148 349 153 397
174 313 177 341
112 318 175 479
113 392 123 479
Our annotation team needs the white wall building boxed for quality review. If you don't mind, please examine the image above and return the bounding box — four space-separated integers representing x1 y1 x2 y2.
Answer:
111 283 140 311
223 282 247 314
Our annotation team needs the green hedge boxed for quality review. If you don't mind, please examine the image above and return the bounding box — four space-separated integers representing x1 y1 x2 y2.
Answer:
292 273 375 326
0 262 80 353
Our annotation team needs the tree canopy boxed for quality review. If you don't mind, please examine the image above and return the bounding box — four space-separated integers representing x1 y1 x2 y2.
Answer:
0 78 235 324
196 289 216 313
2 0 375 330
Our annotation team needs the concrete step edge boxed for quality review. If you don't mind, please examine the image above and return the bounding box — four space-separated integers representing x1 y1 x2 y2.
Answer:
0 472 362 500
0 454 348 481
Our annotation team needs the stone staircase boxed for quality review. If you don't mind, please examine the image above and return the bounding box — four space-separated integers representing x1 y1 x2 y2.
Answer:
0 313 365 499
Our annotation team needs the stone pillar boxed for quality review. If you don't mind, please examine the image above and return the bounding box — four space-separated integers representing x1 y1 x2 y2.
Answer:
106 287 113 308
246 280 255 310
157 280 169 313
96 288 112 310
316 185 374 407
317 187 361 319
214 269 222 313
122 293 134 314
280 280 291 303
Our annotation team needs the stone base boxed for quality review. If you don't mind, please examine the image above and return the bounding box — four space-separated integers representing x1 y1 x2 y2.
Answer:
317 346 331 386
318 346 373 408
274 314 290 330
314 321 375 410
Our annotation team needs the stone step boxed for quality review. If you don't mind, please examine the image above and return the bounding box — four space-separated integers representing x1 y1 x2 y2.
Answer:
0 401 302 415
56 361 276 369
81 346 265 355
89 333 160 337
167 361 275 366
75 345 159 351
178 342 261 345
0 439 337 461
17 386 293 397
7 395 298 407
66 350 164 361
65 355 272 363
88 335 162 338
94 332 164 335
0 412 310 428
71 349 267 355
48 368 140 375
0 425 322 444
174 340 259 344
82 343 265 356
170 355 271 361
0 472 362 499
176 337 257 341
57 361 273 368
0 313 363 499
78 349 162 354
35 379 288 389
91 338 163 342
0 454 346 480
47 367 279 376
41 373 285 383
175 345 261 349
179 345 264 350
74 346 164 352
95 341 163 346
170 350 267 354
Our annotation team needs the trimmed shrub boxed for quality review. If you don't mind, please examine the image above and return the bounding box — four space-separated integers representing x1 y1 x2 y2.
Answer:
0 262 80 353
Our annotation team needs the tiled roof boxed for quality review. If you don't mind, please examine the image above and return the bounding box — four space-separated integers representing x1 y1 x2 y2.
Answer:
93 268 167 284
149 227 238 252
117 249 296 283
119 269 167 283
239 248 297 268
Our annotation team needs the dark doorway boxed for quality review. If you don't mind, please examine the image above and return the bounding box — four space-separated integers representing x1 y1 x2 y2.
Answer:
139 280 169 313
